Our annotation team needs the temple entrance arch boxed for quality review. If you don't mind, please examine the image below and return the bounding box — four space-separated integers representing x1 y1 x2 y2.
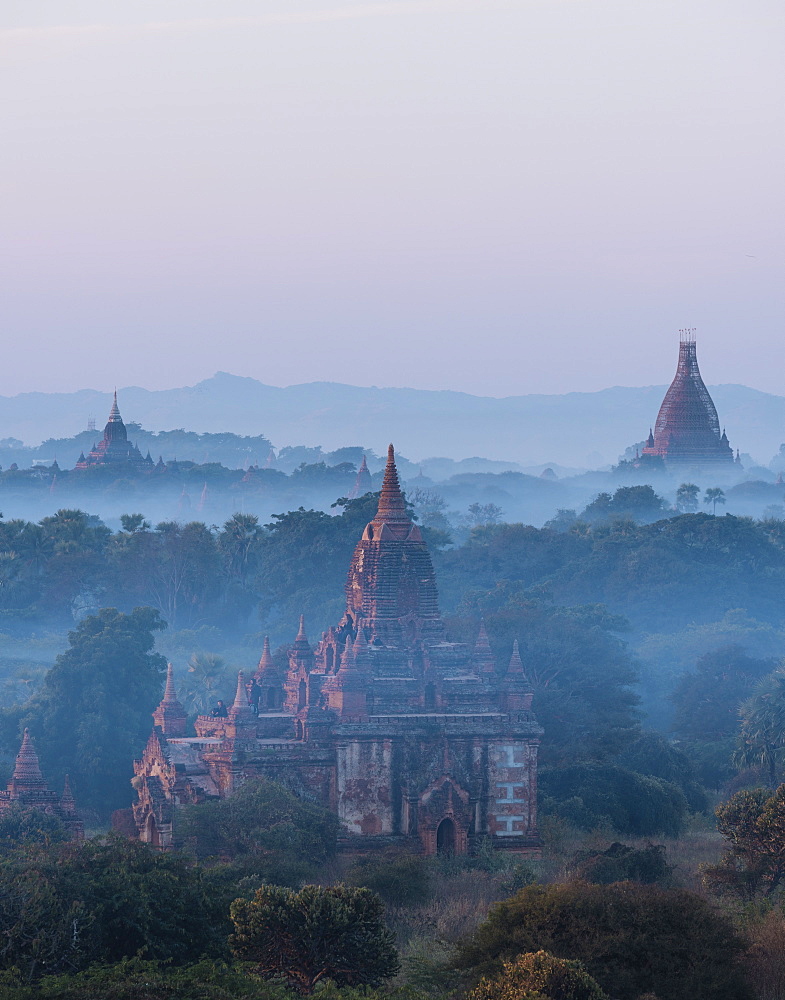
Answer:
298 679 307 709
436 817 456 856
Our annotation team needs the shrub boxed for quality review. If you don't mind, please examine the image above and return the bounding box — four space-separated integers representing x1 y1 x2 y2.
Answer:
344 853 431 906
466 951 608 1000
539 764 688 836
458 881 753 1000
568 842 671 885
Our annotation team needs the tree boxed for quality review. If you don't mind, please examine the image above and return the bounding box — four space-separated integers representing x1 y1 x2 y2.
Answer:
705 785 785 899
735 668 785 787
0 836 227 982
229 884 399 993
458 881 752 1000
176 778 338 882
539 763 687 836
20 607 167 815
466 951 608 1000
580 486 667 525
704 487 726 515
675 482 700 513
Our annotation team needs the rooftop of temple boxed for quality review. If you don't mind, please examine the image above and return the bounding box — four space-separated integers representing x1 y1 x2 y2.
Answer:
640 331 734 467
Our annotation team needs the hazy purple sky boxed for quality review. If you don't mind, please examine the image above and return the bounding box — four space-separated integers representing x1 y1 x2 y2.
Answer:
2 0 783 398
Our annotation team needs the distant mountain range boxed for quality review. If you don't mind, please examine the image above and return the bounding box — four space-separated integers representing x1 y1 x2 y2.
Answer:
1 374 783 468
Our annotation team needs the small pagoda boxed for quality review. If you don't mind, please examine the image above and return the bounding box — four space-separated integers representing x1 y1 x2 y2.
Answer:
0 729 83 840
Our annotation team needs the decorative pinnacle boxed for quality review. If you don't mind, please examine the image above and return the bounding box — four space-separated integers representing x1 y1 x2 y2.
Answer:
359 455 368 471
338 638 357 673
373 444 409 523
507 639 526 676
474 618 492 654
230 670 251 713
61 774 76 811
108 390 122 422
258 635 274 672
161 663 179 704
12 729 44 784
353 627 368 654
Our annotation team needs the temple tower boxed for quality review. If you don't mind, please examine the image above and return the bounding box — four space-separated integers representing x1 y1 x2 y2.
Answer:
641 331 734 466
152 663 187 737
343 444 443 644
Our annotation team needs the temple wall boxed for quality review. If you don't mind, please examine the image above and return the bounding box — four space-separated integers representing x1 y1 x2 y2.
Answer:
335 738 394 835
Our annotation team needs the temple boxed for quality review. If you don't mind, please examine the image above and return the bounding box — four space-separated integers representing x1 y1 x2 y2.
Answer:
640 331 734 467
0 729 83 840
347 455 373 498
132 445 542 855
75 392 153 471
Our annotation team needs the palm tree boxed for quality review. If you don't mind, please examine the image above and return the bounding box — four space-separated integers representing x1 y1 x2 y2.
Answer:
734 669 785 787
704 487 726 515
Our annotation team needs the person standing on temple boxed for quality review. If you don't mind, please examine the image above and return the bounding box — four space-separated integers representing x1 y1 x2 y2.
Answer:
248 679 262 716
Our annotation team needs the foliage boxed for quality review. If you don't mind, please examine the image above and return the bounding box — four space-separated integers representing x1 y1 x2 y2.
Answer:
539 763 688 836
579 486 667 525
466 951 608 1000
176 778 338 882
458 881 753 1000
675 483 699 513
20 606 167 816
229 883 400 993
705 784 785 899
735 668 785 787
622 731 707 811
0 803 70 853
568 842 671 885
344 852 431 906
0 836 227 982
0 958 294 1000
705 487 727 514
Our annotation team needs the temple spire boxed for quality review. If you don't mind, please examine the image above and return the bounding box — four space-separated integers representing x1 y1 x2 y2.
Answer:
230 670 252 715
507 639 526 676
373 444 409 523
258 635 274 672
12 729 45 786
108 390 121 423
153 663 187 736
61 774 76 814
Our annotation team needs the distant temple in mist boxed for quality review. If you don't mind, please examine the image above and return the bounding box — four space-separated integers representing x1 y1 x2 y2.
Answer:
75 392 153 471
640 331 735 468
0 729 83 840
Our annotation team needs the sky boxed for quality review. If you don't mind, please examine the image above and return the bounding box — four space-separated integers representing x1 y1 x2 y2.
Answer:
1 0 783 398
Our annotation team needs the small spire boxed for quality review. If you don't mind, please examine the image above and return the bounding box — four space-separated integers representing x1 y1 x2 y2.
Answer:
474 619 492 655
258 635 274 672
108 390 121 422
61 774 76 813
12 729 45 785
338 638 357 673
373 444 409 523
162 662 178 703
353 627 368 654
292 614 312 652
230 670 252 714
507 639 526 676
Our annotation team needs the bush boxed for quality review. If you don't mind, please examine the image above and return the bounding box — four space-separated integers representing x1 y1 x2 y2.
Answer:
344 853 431 906
0 836 227 982
466 951 608 1000
458 881 753 1000
568 842 671 885
176 778 338 883
539 764 688 836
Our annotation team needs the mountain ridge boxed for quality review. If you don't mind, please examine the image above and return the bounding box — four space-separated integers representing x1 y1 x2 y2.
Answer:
1 375 782 468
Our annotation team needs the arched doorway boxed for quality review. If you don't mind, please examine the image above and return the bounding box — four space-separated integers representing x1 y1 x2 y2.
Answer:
298 679 307 709
267 687 277 709
425 683 436 711
145 813 160 847
436 817 456 856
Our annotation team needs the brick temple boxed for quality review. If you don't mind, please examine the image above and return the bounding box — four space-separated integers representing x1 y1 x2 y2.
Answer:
132 445 542 855
75 391 153 471
0 729 83 840
640 331 735 467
